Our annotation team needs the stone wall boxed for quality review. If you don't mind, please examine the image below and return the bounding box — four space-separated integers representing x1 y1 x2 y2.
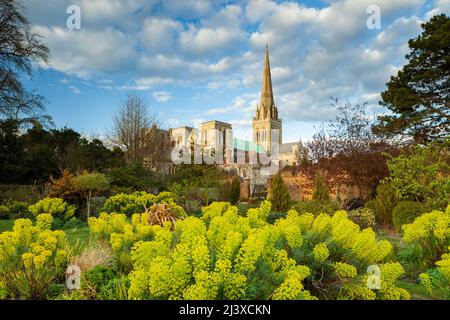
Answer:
279 169 371 202
240 179 250 202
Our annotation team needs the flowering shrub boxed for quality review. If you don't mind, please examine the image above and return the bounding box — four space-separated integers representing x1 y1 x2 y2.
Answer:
0 215 68 299
402 206 450 268
120 200 407 300
288 210 407 300
419 247 450 299
28 197 76 221
101 191 185 217
126 201 315 300
347 207 376 229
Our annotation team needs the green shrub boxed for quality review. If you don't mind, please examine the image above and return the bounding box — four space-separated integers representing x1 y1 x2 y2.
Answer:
81 266 118 300
62 217 86 230
0 215 69 299
0 206 10 220
392 201 426 231
7 201 30 219
387 141 450 206
374 182 398 226
28 197 76 221
348 208 376 229
101 191 184 217
98 276 130 300
402 206 450 269
73 172 110 220
397 243 425 278
124 201 408 300
267 211 287 224
293 200 340 216
269 173 291 212
229 177 240 205
419 252 450 299
364 199 376 211
312 171 330 202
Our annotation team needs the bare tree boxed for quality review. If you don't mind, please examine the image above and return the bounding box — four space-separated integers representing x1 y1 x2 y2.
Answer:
0 0 51 126
110 94 155 163
295 138 310 167
307 97 399 198
142 123 172 170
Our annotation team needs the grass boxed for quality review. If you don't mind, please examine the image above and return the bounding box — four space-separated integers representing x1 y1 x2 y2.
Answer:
397 279 447 300
0 219 14 232
65 226 92 248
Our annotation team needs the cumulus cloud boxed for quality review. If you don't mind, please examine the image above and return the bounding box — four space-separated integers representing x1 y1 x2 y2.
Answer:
23 0 445 136
33 26 136 78
152 91 172 102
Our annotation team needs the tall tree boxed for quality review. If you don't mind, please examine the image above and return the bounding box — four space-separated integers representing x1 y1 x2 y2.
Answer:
0 0 50 126
307 98 398 197
269 173 291 212
142 123 171 171
110 94 157 163
374 14 450 143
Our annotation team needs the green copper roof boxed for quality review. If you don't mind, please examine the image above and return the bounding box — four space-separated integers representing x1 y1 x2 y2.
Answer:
233 138 266 153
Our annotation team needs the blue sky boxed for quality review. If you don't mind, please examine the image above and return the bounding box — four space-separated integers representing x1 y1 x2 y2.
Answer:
22 0 450 142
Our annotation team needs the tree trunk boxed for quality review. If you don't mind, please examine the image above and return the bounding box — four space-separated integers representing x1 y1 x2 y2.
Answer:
87 189 92 220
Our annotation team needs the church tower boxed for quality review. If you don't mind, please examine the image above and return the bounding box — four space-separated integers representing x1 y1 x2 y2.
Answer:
253 45 282 154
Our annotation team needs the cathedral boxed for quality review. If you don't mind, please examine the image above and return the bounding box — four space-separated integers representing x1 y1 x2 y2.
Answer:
169 45 298 191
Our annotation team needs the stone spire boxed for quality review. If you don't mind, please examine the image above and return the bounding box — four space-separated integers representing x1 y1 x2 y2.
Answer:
259 44 276 120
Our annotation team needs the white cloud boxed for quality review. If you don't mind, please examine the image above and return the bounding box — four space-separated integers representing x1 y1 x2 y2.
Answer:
208 79 241 90
161 0 214 19
179 26 244 55
153 91 172 102
425 0 450 19
33 26 136 78
139 17 182 53
206 93 258 115
23 0 440 129
68 85 81 94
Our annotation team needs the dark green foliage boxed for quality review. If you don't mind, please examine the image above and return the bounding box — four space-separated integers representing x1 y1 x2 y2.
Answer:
0 205 10 219
230 177 240 205
0 123 126 184
347 208 376 229
364 199 376 211
0 201 30 219
81 266 118 299
392 201 426 231
269 173 291 212
267 211 287 224
374 182 398 226
293 200 340 216
375 14 450 143
62 217 86 230
386 141 450 207
312 172 330 202
397 243 426 278
168 165 223 212
98 276 130 300
107 161 155 191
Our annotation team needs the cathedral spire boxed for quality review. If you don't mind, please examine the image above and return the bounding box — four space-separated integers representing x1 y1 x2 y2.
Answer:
260 44 275 119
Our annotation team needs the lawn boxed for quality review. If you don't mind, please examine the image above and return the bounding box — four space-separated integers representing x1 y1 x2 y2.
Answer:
397 279 447 300
0 219 92 250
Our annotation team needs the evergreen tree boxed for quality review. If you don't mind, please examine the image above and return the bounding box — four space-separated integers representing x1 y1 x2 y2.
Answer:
375 14 450 143
229 176 240 205
269 173 291 212
312 171 330 202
